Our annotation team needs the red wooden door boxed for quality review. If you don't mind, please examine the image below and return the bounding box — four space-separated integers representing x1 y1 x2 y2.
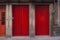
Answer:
35 5 49 35
12 5 29 36
0 5 6 36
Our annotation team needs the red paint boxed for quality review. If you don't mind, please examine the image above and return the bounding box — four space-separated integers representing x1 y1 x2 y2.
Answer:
35 5 49 35
12 5 29 36
0 5 6 36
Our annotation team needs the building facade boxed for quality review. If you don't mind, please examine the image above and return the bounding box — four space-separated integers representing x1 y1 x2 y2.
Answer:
0 0 60 39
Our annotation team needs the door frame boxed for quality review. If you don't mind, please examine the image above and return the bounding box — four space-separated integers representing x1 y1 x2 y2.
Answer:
6 4 12 37
10 3 35 37
49 4 53 36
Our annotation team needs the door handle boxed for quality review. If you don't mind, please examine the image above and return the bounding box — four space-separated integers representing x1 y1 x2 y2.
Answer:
1 12 5 25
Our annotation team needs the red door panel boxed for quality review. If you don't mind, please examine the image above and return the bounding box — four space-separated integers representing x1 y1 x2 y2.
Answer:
35 5 49 35
0 5 6 36
12 5 29 36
